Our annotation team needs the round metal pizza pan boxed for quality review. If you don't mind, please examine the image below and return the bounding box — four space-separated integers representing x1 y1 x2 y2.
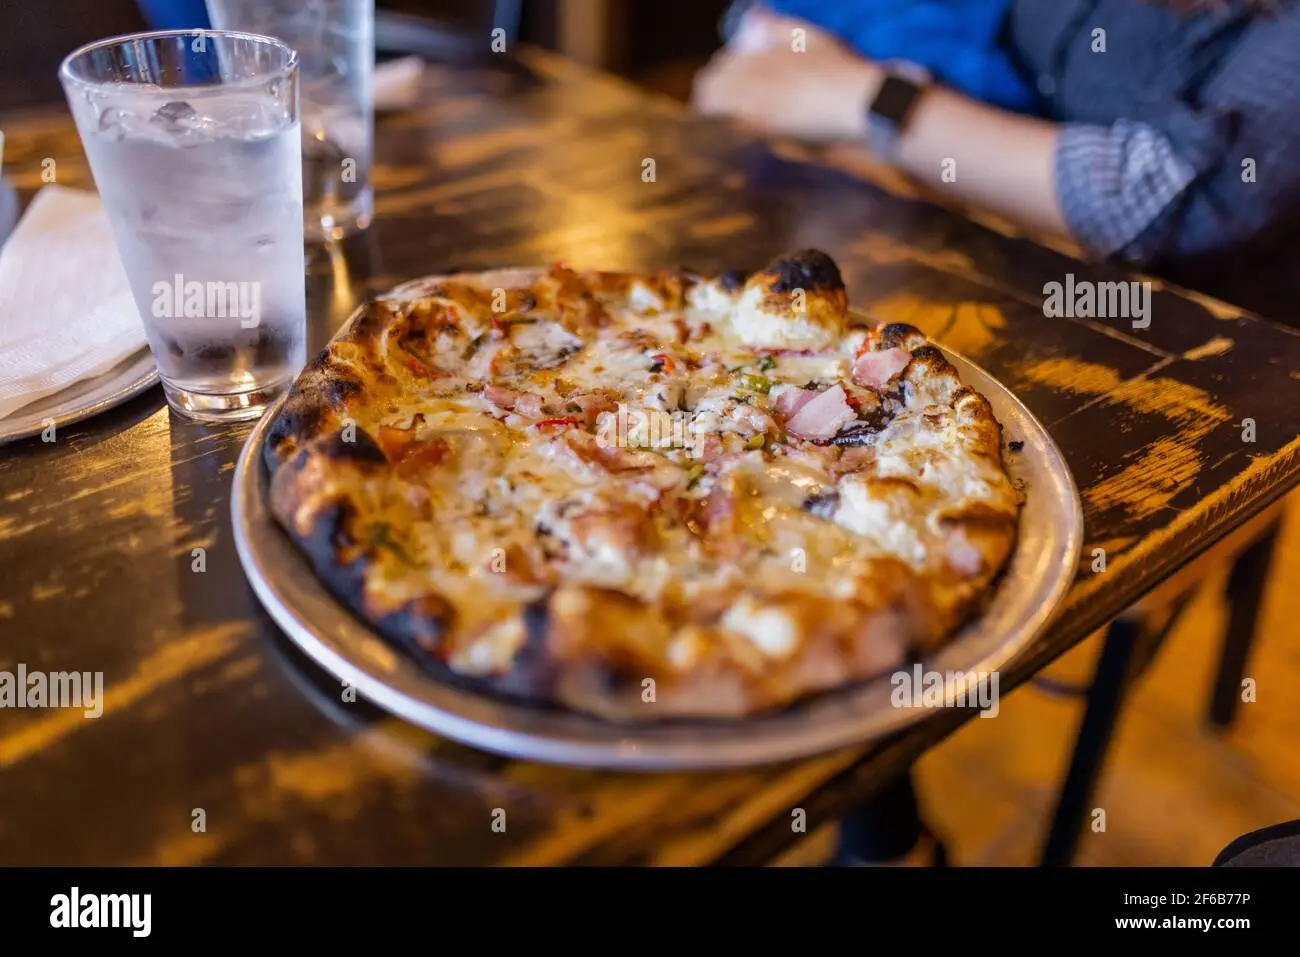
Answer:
232 292 1083 771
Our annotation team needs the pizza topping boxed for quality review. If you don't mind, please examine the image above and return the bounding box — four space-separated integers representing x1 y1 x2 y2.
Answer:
771 383 816 418
626 282 667 314
557 500 659 585
496 321 584 373
643 380 684 413
784 385 857 440
721 596 798 659
689 405 764 443
694 434 724 463
833 475 929 568
831 423 883 447
535 417 581 432
396 437 452 472
831 446 877 477
483 385 546 418
852 346 912 391
514 392 549 418
492 542 557 586
405 354 438 378
738 454 832 509
733 371 773 395
801 488 841 518
482 385 521 411
376 422 418 460
649 352 676 374
543 429 682 498
563 389 620 425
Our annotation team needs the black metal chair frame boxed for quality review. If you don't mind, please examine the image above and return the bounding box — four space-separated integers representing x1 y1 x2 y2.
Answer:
1037 520 1282 866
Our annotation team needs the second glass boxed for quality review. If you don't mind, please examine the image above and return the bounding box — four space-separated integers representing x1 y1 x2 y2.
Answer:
207 0 375 240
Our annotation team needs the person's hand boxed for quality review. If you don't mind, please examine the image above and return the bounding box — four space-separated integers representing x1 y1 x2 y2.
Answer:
693 9 883 142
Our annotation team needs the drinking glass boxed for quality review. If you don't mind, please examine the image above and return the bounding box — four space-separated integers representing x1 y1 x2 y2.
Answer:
61 30 307 422
206 0 374 240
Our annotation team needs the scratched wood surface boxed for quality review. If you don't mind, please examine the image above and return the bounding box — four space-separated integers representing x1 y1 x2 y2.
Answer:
1 49 1299 866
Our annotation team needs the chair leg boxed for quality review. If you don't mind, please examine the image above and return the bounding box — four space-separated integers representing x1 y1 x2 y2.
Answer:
1039 618 1143 867
1209 521 1281 728
833 769 925 865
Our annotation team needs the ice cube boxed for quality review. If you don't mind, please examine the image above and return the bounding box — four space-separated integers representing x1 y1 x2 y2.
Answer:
97 105 166 141
151 101 203 132
97 107 135 141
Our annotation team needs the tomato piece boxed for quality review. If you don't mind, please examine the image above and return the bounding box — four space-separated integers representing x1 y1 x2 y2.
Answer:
405 354 438 377
399 437 451 469
534 417 580 432
650 352 676 374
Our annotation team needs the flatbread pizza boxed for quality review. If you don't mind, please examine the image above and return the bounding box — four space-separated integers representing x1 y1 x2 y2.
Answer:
263 250 1020 722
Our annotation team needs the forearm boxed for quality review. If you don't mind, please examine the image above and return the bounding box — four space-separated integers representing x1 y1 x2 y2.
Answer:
890 84 1071 242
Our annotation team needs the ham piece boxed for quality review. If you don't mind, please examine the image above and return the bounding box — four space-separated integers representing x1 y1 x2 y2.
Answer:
852 347 911 390
785 385 857 440
772 384 817 418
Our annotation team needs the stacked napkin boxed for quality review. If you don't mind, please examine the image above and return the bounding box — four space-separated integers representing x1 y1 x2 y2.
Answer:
0 186 147 420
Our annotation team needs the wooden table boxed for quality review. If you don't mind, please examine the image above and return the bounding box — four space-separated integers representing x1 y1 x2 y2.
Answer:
2 50 1299 866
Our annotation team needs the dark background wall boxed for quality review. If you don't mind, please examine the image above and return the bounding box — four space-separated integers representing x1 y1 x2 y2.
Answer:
626 0 727 73
0 0 728 112
0 0 148 111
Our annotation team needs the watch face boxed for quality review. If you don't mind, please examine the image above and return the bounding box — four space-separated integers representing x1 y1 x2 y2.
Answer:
872 75 923 126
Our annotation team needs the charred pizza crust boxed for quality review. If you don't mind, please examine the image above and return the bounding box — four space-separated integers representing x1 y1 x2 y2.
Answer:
264 250 1020 722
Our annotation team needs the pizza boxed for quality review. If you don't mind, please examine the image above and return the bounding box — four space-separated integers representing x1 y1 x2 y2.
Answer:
263 249 1021 722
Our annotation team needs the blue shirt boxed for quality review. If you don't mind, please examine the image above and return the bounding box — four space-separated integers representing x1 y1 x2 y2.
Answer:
766 0 1040 112
135 0 211 31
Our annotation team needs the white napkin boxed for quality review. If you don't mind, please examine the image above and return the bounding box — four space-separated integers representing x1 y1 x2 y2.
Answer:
0 185 147 420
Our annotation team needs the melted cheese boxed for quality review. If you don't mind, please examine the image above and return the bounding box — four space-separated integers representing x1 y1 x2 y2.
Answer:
728 285 842 351
338 269 1017 679
722 598 799 659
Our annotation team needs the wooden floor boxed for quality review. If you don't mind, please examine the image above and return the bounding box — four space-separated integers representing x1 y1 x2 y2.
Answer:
772 497 1300 866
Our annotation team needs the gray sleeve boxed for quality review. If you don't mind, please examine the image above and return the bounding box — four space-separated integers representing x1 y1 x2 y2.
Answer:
1053 7 1300 267
1054 120 1198 262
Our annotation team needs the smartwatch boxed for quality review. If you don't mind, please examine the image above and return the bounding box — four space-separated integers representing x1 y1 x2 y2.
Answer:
865 61 932 162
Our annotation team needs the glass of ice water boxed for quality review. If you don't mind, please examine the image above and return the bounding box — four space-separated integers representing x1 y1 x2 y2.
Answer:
206 0 374 241
61 30 307 423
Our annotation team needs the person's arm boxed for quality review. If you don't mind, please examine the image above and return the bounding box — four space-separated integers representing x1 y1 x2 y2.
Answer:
695 6 1300 268
693 25 1074 244
882 82 1071 243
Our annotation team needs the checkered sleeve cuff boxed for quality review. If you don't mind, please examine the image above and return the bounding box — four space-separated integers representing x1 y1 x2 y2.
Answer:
1054 120 1198 264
